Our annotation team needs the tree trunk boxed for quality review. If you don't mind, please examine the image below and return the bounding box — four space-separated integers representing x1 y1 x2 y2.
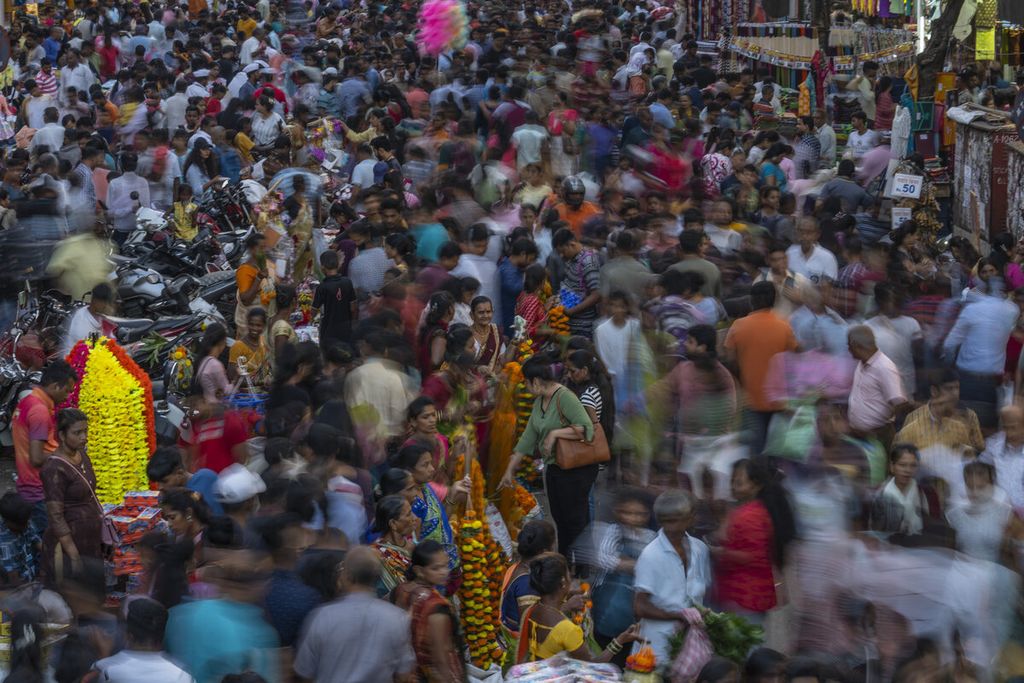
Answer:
916 0 967 99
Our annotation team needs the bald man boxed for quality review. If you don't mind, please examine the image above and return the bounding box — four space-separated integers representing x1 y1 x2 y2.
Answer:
848 325 910 448
294 545 416 683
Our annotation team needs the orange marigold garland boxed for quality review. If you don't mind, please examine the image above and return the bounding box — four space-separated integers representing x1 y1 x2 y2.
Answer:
454 450 506 669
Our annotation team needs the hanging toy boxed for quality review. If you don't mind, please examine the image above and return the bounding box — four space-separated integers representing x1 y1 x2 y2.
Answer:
416 0 469 57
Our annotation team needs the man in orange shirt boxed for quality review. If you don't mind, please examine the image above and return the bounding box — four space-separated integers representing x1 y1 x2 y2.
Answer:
548 176 601 238
724 281 798 453
11 361 77 536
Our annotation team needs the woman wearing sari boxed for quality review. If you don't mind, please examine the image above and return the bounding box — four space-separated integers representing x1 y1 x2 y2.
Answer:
372 495 418 598
421 326 494 454
470 296 506 376
404 397 452 486
393 443 469 575
392 540 465 683
500 520 555 641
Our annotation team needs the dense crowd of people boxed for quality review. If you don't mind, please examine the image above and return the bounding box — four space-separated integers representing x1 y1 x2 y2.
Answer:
2 0 1024 680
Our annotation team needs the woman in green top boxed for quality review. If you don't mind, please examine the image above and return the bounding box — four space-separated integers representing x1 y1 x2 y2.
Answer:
499 356 596 558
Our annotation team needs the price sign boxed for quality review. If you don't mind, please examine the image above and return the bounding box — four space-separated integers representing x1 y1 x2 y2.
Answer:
891 173 924 199
891 207 913 230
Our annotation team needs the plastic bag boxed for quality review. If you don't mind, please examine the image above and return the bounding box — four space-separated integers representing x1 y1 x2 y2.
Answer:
668 626 713 683
764 401 817 462
468 662 504 683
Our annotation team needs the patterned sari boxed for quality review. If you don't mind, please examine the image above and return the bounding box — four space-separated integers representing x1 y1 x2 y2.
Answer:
412 483 459 573
393 582 465 683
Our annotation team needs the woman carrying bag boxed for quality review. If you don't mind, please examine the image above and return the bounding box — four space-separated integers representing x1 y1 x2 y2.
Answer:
499 355 607 560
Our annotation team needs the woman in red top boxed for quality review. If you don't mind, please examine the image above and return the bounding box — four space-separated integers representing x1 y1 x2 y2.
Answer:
711 458 796 619
874 77 896 132
98 33 120 81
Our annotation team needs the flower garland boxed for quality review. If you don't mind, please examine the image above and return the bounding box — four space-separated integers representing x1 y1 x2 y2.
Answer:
547 305 570 337
66 337 154 503
454 451 506 669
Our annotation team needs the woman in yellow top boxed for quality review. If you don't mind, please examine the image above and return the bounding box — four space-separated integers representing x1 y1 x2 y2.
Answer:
516 553 640 663
235 233 274 338
228 307 271 390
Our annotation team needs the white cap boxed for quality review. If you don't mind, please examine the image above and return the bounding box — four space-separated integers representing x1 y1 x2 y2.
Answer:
243 63 261 73
193 69 210 77
322 67 338 77
215 464 267 504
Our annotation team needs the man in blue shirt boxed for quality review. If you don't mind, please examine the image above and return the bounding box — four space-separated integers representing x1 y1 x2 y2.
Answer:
944 277 1019 429
338 64 372 121
42 27 63 65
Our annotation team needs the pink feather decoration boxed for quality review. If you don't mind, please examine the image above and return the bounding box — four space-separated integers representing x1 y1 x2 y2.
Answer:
417 0 468 57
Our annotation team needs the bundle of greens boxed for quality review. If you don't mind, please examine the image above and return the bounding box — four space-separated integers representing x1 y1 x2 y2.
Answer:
668 609 764 664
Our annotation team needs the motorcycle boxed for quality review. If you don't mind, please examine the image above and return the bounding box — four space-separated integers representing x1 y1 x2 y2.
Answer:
0 357 39 445
196 177 255 236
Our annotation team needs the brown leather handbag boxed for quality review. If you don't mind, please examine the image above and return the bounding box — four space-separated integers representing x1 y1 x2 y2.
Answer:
553 389 610 469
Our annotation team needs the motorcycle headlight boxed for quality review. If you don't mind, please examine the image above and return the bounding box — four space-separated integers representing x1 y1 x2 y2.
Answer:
145 274 161 285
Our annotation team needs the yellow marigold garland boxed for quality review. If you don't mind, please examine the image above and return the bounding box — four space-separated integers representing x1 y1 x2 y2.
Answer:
73 338 153 503
454 453 506 669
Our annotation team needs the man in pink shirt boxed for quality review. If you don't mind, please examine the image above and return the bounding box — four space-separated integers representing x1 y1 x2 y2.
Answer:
11 361 77 535
847 325 910 449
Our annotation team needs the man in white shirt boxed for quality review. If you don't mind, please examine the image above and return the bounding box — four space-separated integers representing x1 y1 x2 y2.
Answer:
106 152 151 245
186 70 211 99
163 80 190 132
21 81 55 130
846 60 878 122
786 218 838 283
58 50 96 108
451 224 501 323
509 111 549 171
240 27 265 66
633 491 711 664
350 143 378 199
815 108 837 169
702 199 743 255
30 107 65 155
847 111 880 161
96 598 194 683
62 283 114 356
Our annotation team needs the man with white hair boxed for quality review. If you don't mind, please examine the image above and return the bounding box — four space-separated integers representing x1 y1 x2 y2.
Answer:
848 325 909 448
632 490 710 664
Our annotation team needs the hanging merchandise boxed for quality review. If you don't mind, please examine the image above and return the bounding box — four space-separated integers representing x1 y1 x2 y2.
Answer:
977 28 996 60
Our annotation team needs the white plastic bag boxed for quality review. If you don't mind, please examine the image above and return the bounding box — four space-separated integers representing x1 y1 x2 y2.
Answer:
468 662 504 683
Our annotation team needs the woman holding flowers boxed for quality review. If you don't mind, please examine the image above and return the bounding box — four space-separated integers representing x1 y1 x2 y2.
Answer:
372 495 418 598
393 443 470 575
41 409 103 583
392 540 464 683
516 553 640 663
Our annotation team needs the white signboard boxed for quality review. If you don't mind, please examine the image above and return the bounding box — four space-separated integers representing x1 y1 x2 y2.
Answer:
892 207 913 229
891 173 924 199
